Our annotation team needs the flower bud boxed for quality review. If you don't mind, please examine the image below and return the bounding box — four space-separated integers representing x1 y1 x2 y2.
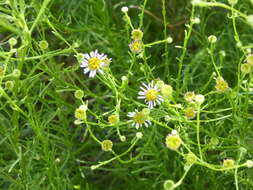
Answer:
108 114 119 125
8 37 17 47
161 84 173 97
101 140 113 151
165 133 182 151
131 29 143 40
223 159 235 168
39 40 49 50
74 90 84 99
163 180 175 190
208 35 217 43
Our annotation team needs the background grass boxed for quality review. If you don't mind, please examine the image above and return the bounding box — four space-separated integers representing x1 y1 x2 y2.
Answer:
0 0 253 189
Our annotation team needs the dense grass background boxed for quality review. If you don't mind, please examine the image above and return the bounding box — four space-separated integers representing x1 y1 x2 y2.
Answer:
0 0 253 189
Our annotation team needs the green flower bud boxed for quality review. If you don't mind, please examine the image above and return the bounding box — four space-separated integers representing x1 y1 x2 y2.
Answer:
5 81 14 90
185 153 197 165
8 37 17 47
39 40 49 50
74 90 84 99
131 29 143 40
163 180 175 190
108 114 120 125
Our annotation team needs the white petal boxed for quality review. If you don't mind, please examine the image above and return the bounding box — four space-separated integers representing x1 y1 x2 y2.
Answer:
89 70 96 78
144 122 148 128
84 54 90 59
83 68 90 74
138 96 146 99
142 83 149 89
80 62 88 67
138 91 145 95
135 123 139 129
90 51 95 57
147 120 151 125
140 87 147 92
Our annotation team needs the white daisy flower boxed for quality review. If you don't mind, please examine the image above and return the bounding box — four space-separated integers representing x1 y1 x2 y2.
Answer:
137 81 164 109
127 109 151 129
80 50 107 78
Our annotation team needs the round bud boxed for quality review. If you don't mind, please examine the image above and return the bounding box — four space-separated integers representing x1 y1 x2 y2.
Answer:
163 180 175 190
120 135 126 142
131 29 143 40
74 90 84 99
101 140 113 151
246 160 253 168
8 37 17 47
208 35 217 43
161 84 173 97
194 94 205 104
5 81 14 90
246 54 253 65
166 37 173 44
121 6 128 13
39 40 49 50
185 153 197 165
165 134 182 151
108 114 120 125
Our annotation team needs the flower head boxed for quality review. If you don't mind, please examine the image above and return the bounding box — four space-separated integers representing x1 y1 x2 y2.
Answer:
223 159 235 168
81 50 107 78
184 107 196 119
165 132 182 151
194 94 205 104
129 40 143 54
138 81 164 109
215 77 229 93
108 114 119 125
131 29 143 40
184 91 195 102
101 140 113 151
127 109 151 129
75 105 88 120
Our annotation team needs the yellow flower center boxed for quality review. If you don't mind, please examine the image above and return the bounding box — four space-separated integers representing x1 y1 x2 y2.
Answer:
133 112 145 124
130 41 142 53
88 57 101 70
146 89 158 101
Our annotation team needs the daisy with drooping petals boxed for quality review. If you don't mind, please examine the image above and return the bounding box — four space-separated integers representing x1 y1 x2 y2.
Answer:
81 50 107 78
127 109 151 129
138 81 164 109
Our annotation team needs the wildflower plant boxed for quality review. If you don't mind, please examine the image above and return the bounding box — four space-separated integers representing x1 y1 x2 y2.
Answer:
1 0 253 190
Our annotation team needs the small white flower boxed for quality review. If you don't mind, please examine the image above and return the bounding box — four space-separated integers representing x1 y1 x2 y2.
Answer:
80 50 107 78
121 6 128 13
194 94 205 104
138 81 164 109
127 109 151 129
